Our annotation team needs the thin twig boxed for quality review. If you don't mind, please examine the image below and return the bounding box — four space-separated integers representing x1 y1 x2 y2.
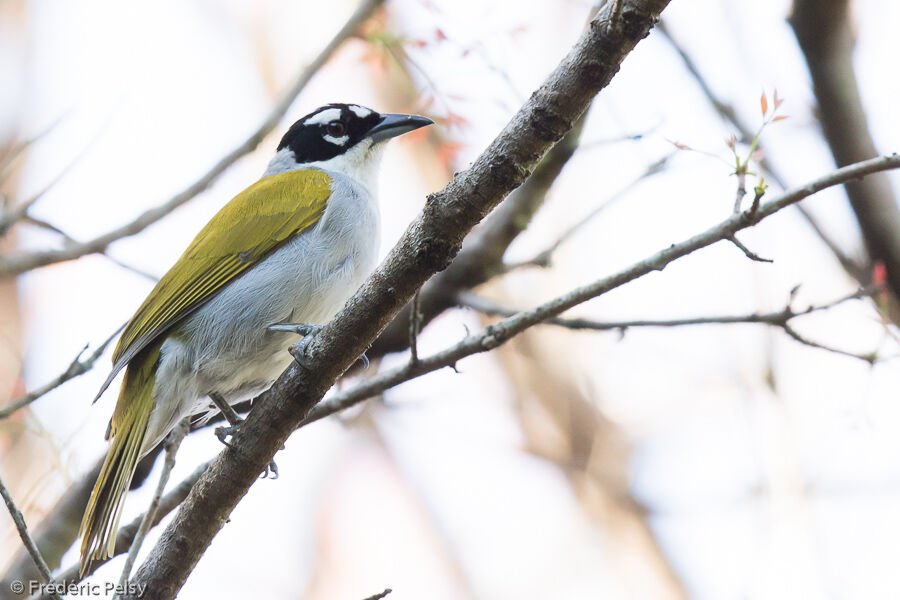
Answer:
0 473 63 600
781 323 878 364
457 287 871 329
360 589 392 600
0 0 386 279
457 288 884 362
116 420 189 593
408 289 422 365
507 153 672 270
0 324 124 420
0 115 66 181
0 128 101 236
727 235 773 263
21 215 160 281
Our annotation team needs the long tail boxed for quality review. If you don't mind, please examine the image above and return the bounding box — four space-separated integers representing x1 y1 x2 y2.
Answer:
78 344 159 576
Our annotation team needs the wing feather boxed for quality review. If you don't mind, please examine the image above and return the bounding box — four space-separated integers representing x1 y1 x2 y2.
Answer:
95 168 332 399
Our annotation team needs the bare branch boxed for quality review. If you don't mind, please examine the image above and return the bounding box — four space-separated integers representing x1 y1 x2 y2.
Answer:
0 324 123 420
457 287 872 330
0 474 62 600
781 323 878 364
20 216 160 282
457 287 882 362
0 0 385 279
0 116 66 182
360 590 392 600
117 420 189 591
508 153 672 270
727 235 773 263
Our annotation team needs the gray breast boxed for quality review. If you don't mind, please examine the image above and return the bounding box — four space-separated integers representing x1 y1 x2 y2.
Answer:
170 169 380 398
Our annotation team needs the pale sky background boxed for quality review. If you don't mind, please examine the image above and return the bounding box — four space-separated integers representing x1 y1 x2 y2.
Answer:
2 0 900 598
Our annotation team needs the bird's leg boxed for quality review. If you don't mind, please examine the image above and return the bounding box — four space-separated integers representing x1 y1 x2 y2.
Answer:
267 322 322 367
209 392 279 479
267 322 369 369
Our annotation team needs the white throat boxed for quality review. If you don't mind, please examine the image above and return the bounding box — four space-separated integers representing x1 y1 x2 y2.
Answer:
263 139 387 193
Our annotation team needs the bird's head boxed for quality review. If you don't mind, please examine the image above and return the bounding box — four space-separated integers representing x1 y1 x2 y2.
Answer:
265 103 433 188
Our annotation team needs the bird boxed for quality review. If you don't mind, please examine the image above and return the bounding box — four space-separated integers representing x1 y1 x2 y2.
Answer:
78 103 432 574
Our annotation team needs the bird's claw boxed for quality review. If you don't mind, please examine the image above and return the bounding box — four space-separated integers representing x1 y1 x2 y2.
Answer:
214 419 280 479
268 322 370 370
214 422 241 448
268 322 323 367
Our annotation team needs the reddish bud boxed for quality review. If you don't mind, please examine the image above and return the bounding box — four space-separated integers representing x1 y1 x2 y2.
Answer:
873 261 887 287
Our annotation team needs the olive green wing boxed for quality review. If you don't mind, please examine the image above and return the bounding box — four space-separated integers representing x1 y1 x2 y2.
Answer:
95 168 332 400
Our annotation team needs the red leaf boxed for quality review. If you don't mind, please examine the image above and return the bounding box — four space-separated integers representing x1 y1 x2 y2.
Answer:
760 91 768 116
435 27 447 41
666 138 692 150
772 115 789 122
773 88 784 109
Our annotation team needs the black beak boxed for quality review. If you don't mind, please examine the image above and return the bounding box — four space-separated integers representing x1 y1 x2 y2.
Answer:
367 113 433 143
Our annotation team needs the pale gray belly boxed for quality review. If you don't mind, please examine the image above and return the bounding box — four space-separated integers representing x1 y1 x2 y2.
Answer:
181 237 372 398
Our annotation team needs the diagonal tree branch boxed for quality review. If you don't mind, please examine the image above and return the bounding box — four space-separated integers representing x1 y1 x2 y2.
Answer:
789 0 900 304
0 0 385 279
0 474 62 600
122 3 673 598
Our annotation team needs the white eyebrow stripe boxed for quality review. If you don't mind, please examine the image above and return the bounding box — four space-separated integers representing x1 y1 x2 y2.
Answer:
349 105 372 118
323 134 350 145
304 108 342 125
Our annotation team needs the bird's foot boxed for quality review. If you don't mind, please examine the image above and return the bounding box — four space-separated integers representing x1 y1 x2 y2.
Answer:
267 322 369 369
268 322 322 367
210 393 280 479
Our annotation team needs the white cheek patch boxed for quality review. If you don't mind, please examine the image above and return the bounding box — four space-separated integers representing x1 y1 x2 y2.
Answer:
323 134 350 146
349 105 372 118
304 108 342 126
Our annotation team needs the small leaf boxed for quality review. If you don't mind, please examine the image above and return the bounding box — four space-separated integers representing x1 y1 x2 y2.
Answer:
772 115 789 122
773 88 784 109
435 27 447 41
725 134 738 149
760 91 768 116
666 138 692 150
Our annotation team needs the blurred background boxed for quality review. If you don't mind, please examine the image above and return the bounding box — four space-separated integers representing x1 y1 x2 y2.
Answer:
1 0 900 598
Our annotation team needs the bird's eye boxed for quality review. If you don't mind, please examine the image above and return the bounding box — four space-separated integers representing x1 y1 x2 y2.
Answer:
326 121 345 137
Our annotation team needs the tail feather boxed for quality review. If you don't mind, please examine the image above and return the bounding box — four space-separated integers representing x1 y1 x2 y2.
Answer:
79 344 159 576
